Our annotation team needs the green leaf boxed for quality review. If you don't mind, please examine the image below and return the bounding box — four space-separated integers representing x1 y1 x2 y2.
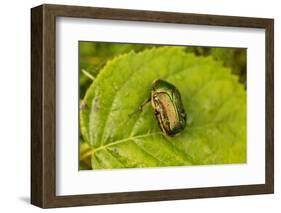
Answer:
80 47 246 169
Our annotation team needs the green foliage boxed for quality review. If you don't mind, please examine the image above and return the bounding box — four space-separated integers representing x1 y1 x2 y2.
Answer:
211 48 247 86
79 140 92 170
185 46 247 86
80 47 246 169
79 42 155 98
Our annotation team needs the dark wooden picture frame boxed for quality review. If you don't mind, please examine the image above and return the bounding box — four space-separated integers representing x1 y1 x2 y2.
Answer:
31 4 274 208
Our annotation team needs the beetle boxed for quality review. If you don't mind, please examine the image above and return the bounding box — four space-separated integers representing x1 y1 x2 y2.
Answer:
138 79 186 136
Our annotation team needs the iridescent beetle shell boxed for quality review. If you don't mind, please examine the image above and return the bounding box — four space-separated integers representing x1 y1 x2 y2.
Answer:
151 79 186 136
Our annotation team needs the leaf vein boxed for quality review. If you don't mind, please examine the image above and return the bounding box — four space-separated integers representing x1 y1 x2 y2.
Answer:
132 139 167 165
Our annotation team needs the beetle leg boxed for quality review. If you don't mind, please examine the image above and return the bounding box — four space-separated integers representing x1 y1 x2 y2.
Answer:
138 98 151 111
128 98 151 117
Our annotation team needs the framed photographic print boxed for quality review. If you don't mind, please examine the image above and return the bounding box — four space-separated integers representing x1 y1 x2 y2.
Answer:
31 4 274 208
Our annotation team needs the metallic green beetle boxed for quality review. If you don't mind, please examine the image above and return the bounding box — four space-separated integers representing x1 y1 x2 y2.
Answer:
150 79 186 136
136 79 186 136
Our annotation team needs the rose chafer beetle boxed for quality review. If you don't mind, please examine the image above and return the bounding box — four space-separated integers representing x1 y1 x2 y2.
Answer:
139 79 186 137
151 79 186 136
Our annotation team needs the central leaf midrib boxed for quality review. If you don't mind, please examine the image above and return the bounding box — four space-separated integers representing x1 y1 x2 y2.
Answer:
94 131 163 154
87 119 225 157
